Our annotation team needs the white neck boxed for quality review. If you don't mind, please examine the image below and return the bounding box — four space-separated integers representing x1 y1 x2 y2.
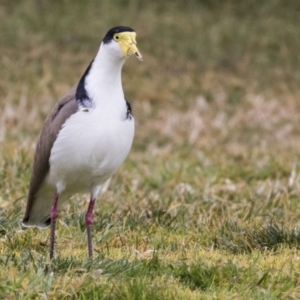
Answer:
84 42 126 106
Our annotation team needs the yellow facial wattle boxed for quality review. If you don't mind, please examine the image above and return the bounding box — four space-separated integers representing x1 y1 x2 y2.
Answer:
113 32 143 61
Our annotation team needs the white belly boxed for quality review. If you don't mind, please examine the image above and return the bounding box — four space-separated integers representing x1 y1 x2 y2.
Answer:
48 108 134 194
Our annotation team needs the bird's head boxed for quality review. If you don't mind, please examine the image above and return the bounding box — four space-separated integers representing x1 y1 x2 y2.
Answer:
102 26 143 61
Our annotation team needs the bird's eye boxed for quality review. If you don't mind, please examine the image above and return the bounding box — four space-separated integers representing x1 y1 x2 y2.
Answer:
113 34 121 42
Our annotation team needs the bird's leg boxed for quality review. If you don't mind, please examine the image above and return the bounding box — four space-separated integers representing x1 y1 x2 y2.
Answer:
85 196 96 258
50 191 59 260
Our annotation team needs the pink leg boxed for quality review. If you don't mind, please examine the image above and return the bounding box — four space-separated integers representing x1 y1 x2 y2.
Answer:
50 191 59 260
85 197 96 258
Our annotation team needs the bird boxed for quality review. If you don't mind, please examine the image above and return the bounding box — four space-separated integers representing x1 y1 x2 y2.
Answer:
22 26 142 259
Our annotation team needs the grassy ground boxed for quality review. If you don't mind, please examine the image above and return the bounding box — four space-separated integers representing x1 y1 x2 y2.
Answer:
1 0 300 298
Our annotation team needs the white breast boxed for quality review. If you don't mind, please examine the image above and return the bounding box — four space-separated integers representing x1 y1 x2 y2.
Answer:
48 105 134 195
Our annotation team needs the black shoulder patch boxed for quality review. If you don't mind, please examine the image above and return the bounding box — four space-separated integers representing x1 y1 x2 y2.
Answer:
76 59 94 106
126 100 133 120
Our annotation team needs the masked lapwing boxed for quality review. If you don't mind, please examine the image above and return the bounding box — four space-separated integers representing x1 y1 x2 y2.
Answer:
22 26 142 259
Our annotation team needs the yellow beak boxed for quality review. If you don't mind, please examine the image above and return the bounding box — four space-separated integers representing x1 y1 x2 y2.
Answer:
114 32 143 61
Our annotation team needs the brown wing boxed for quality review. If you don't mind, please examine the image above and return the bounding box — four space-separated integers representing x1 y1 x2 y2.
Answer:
23 84 79 222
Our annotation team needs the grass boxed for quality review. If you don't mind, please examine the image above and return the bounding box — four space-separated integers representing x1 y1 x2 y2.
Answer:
1 0 300 298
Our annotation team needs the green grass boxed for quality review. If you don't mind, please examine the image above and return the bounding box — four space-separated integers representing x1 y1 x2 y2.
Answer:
2 0 300 298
